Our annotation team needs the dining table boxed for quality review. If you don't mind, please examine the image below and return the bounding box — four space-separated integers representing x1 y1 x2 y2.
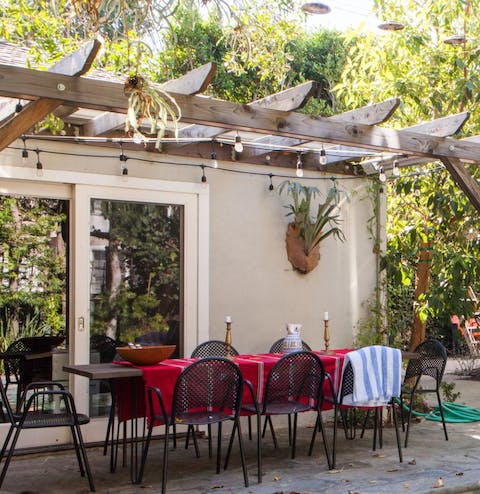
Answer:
64 349 349 483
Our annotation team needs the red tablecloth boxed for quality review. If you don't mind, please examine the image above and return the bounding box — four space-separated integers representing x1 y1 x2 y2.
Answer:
115 350 350 422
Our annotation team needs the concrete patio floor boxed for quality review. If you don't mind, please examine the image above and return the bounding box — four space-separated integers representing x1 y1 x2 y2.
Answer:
2 358 480 494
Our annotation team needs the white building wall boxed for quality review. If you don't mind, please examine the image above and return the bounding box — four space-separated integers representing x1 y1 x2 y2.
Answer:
0 139 377 354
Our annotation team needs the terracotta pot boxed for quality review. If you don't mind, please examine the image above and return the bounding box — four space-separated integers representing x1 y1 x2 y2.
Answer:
285 222 320 274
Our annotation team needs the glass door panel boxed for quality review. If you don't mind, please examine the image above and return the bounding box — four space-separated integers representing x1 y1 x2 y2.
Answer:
0 194 69 401
88 198 183 417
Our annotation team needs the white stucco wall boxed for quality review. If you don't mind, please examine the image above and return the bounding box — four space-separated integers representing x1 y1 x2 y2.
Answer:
0 139 378 354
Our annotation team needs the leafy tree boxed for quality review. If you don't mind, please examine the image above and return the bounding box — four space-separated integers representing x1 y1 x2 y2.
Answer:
0 196 67 345
335 0 480 349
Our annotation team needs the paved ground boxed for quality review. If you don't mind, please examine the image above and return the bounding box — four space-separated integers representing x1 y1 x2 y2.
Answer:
2 357 480 494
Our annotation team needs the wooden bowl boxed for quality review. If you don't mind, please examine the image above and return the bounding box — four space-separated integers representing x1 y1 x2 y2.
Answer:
116 345 176 366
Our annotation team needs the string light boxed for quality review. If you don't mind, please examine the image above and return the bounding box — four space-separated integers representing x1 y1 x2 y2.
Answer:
9 139 378 184
119 142 128 180
210 140 218 168
21 135 28 165
378 166 387 183
15 100 23 113
392 159 400 177
296 154 304 178
201 165 207 184
319 146 327 165
35 148 43 177
234 132 244 153
268 173 274 191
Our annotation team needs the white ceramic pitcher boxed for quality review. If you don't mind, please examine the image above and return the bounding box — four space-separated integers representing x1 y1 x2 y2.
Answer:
282 323 303 354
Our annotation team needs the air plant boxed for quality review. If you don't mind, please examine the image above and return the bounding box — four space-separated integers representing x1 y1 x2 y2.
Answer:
124 73 181 148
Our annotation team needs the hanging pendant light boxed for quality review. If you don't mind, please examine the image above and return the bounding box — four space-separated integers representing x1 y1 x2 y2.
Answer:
378 20 405 31
301 2 331 14
444 34 467 45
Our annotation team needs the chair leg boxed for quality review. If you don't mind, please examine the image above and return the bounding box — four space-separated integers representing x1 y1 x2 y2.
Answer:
391 400 403 464
208 423 213 458
256 412 262 483
0 425 21 488
224 420 236 470
235 418 249 487
248 415 252 440
216 422 222 474
103 388 115 456
332 405 338 469
291 413 298 459
308 411 332 469
72 423 95 492
436 390 449 441
404 392 414 448
69 425 86 477
138 417 154 483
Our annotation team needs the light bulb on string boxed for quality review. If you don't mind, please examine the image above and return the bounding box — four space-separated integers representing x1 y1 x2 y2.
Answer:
200 165 207 187
234 132 243 153
210 152 218 169
132 132 143 145
35 149 43 177
15 100 23 113
268 173 274 191
378 166 387 183
119 142 128 180
319 146 327 165
21 135 28 165
392 160 400 177
296 154 304 178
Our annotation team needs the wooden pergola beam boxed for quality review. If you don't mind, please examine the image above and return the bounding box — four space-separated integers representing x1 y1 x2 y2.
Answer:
0 40 101 151
178 81 317 139
2 65 480 164
441 157 480 212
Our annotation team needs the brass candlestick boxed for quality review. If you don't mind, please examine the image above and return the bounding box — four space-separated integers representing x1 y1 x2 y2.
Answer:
323 319 330 353
225 320 232 358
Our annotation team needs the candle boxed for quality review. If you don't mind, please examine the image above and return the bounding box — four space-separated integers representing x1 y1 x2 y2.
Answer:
324 311 329 321
225 316 232 323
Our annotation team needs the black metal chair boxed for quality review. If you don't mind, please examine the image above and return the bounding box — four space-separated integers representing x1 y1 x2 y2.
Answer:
0 379 94 491
264 339 313 444
189 340 240 451
268 338 312 353
190 340 240 358
3 339 29 411
400 339 448 447
331 347 403 469
242 350 332 483
138 357 248 494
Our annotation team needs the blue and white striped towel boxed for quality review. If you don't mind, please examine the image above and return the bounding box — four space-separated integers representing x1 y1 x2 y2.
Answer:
342 346 402 406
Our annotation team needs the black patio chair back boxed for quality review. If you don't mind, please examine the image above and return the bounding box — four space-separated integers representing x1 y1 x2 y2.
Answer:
90 334 119 363
268 338 311 353
0 378 95 491
138 357 248 494
242 350 332 482
190 340 239 358
3 339 29 405
400 339 448 447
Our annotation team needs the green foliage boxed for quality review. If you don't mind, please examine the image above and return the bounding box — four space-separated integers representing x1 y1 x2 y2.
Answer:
440 381 460 403
0 196 67 345
333 0 480 344
279 180 345 255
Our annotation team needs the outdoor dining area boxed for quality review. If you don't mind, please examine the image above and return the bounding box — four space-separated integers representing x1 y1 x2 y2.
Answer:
0 329 469 494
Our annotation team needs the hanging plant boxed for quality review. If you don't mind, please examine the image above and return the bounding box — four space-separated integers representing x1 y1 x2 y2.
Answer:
279 180 345 274
124 73 181 148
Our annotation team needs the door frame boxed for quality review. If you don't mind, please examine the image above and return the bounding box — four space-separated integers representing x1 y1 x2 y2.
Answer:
0 166 209 445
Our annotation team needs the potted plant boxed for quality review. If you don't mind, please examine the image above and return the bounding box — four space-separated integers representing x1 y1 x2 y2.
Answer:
279 180 345 274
